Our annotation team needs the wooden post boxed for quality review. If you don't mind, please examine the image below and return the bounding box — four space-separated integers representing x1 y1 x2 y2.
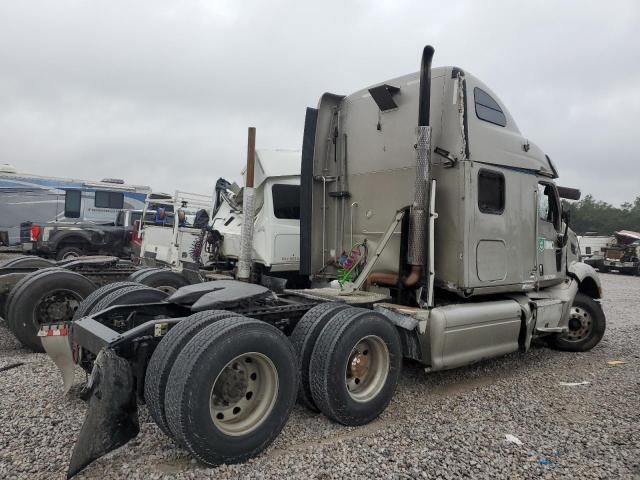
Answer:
246 127 256 187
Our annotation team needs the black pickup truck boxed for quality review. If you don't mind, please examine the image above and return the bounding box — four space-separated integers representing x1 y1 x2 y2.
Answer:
20 209 143 260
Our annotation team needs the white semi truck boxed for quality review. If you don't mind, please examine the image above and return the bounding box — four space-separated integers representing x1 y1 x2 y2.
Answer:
137 150 302 284
203 149 301 284
39 45 604 478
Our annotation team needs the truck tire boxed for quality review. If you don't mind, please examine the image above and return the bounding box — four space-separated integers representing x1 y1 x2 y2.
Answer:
164 317 298 466
90 284 168 314
134 267 165 281
0 256 54 268
127 267 158 282
309 308 402 426
3 266 65 318
290 302 349 412
73 281 142 320
56 245 85 261
547 292 606 352
6 269 96 351
145 310 240 440
135 269 190 294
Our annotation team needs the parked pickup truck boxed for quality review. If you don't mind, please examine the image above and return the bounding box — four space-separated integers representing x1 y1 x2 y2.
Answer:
20 209 143 260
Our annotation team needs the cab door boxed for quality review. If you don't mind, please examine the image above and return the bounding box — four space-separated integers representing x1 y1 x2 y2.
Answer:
536 182 564 287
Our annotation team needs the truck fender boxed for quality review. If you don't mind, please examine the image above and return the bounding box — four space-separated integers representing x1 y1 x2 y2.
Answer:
528 278 579 333
568 261 602 299
50 231 93 251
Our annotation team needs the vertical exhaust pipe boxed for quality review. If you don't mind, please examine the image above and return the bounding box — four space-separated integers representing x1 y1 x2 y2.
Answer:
405 45 434 287
237 127 256 282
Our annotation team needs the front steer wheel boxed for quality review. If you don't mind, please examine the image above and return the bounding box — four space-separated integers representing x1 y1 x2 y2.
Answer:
164 317 298 466
547 292 606 352
309 308 402 426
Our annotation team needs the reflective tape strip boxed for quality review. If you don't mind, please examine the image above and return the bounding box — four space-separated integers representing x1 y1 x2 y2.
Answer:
37 326 69 337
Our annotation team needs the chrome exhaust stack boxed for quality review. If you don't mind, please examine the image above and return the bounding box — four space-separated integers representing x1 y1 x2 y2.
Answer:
406 45 434 288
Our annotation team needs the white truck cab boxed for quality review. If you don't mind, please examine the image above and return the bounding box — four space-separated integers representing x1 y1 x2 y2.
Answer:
206 150 301 274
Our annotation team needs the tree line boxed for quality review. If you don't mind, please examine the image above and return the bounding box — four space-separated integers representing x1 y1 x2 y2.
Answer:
564 195 640 235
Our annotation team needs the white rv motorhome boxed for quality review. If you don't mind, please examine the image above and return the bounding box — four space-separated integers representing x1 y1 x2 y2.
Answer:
577 235 613 259
0 164 150 245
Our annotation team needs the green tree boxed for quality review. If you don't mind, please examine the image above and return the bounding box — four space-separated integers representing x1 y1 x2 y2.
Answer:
567 195 640 235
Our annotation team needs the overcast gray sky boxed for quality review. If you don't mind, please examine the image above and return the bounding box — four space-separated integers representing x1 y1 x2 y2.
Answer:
0 0 638 205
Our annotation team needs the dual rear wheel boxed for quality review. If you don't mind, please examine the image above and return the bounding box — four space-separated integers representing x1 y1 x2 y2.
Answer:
292 304 403 426
145 314 298 465
143 302 402 466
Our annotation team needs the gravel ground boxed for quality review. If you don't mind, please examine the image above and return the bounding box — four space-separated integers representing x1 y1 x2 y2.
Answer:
0 265 638 480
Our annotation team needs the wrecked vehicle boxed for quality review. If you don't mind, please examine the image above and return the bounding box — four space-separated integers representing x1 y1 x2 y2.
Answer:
41 45 605 477
202 149 303 287
137 190 213 272
600 230 640 275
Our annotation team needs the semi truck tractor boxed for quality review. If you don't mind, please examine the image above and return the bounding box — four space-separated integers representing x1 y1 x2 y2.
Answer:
40 45 604 477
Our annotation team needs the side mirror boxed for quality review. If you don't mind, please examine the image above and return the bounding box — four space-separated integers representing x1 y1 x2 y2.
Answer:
562 206 571 226
557 186 581 201
559 206 571 247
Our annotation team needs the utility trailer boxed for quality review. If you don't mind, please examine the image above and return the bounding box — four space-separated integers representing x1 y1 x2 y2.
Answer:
41 46 605 478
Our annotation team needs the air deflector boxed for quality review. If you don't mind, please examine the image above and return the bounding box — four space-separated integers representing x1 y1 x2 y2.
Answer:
368 84 400 111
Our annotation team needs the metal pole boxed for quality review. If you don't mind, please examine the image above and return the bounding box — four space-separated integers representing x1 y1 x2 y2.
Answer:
237 127 257 282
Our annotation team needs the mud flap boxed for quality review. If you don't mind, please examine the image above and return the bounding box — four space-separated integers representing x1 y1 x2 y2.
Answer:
67 348 139 479
39 324 75 394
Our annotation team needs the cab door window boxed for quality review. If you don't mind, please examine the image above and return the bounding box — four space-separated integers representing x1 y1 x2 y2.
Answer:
537 183 560 231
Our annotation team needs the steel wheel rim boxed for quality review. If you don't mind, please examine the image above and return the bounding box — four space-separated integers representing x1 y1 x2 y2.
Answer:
564 306 593 342
62 251 80 260
209 352 279 436
345 335 390 402
35 289 83 326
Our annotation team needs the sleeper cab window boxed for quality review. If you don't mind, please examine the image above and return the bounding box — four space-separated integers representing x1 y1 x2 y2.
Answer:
272 184 300 219
474 87 507 127
478 169 505 215
95 191 125 209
